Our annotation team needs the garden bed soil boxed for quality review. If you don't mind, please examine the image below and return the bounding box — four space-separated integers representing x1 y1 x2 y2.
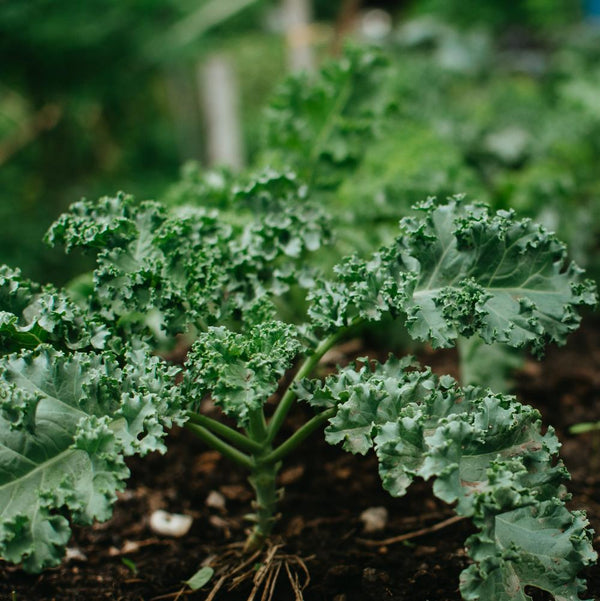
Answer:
2 317 600 601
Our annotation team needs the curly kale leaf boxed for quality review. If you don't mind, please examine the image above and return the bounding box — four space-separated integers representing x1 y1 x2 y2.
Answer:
300 357 596 600
262 47 396 189
295 355 419 451
46 192 230 341
184 320 302 428
0 345 182 572
163 164 234 211
0 266 108 354
167 168 332 295
308 197 597 352
46 174 330 342
460 500 596 601
227 169 332 298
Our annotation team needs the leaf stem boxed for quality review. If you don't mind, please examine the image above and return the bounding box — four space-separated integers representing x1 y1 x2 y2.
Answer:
186 412 263 453
184 422 253 470
262 408 335 464
266 326 352 444
247 408 269 444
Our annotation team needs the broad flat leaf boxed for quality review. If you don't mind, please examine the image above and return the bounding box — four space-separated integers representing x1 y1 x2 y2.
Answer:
308 197 597 351
184 320 302 427
301 356 596 599
0 345 182 572
0 266 108 354
457 336 522 392
186 566 214 590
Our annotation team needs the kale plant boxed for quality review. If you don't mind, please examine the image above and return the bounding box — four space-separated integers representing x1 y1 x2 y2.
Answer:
0 189 597 600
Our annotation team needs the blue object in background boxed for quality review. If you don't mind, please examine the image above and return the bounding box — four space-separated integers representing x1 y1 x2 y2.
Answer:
585 0 600 19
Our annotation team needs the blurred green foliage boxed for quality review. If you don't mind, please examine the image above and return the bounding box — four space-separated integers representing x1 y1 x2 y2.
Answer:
411 0 581 29
0 0 280 283
2 0 600 291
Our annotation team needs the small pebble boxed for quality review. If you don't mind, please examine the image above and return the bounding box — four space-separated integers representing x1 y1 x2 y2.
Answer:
359 506 388 533
65 547 87 562
149 509 193 537
208 515 230 531
205 490 226 511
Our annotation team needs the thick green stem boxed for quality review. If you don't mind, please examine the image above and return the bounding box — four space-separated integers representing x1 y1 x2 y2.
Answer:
187 322 360 552
262 408 335 465
244 458 281 552
186 411 263 454
185 422 253 469
266 326 351 444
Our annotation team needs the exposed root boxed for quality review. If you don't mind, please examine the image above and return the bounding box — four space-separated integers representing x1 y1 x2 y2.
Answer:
204 539 312 601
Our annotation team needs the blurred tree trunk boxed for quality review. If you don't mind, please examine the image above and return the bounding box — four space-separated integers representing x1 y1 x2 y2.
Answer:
283 0 314 72
332 0 362 54
198 53 244 170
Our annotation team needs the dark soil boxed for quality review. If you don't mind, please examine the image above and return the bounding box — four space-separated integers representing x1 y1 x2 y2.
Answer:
2 317 600 601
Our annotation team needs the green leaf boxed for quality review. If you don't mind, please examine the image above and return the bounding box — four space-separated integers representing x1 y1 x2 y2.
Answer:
262 46 395 189
0 266 108 354
457 337 523 392
304 355 596 599
185 566 214 590
308 197 597 352
0 345 182 572
46 177 330 343
184 320 302 427
226 169 332 299
297 355 421 455
460 501 596 601
46 192 231 342
121 557 138 575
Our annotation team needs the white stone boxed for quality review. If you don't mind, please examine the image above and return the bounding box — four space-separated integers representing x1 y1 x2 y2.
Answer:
205 490 227 511
149 509 193 537
359 506 389 533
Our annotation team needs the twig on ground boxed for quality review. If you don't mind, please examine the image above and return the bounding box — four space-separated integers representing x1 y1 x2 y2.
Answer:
205 575 227 601
357 514 466 547
149 587 190 601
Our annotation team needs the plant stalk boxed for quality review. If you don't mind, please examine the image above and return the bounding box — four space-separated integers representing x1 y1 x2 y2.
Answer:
262 408 335 465
186 411 263 453
266 326 351 443
247 408 269 444
185 422 253 469
244 455 281 552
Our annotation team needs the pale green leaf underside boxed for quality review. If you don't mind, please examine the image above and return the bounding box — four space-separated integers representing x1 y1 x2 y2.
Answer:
461 502 596 601
0 346 182 572
308 198 597 351
300 357 596 600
